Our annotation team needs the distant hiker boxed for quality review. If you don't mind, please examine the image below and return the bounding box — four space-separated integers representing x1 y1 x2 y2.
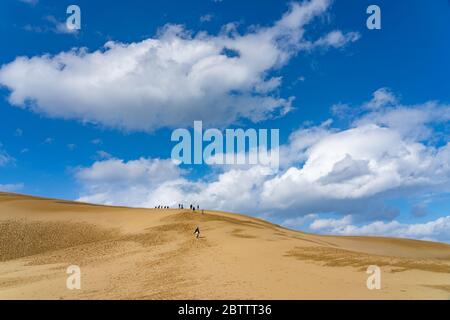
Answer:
194 227 200 239
190 204 192 209
197 205 199 210
193 207 196 211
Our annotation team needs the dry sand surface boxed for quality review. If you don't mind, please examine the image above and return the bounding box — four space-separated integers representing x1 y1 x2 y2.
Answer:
0 192 449 300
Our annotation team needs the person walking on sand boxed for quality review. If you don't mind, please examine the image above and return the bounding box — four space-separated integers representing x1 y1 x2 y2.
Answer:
194 227 200 239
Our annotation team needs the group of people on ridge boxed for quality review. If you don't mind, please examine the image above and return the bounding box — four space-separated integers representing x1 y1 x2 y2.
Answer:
155 203 203 239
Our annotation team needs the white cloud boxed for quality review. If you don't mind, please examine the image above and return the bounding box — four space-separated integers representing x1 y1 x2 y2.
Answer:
282 214 318 229
259 90 450 215
19 0 38 6
1 0 358 131
91 139 102 145
0 183 24 192
15 128 23 137
43 137 54 144
355 102 450 142
309 215 352 230
95 150 112 159
44 15 78 35
307 214 450 243
23 15 78 35
200 14 213 23
308 30 360 50
0 145 14 166
76 158 272 212
76 158 185 206
74 89 450 224
262 124 450 209
362 87 398 110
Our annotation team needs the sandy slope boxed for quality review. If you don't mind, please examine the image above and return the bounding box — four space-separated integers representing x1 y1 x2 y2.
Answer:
0 192 449 300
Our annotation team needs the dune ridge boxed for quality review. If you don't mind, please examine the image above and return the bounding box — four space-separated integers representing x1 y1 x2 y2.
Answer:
0 192 449 299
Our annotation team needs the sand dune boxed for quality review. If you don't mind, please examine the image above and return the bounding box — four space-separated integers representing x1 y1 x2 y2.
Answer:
0 192 449 299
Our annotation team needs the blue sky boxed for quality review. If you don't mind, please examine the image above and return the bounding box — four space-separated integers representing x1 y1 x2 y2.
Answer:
0 0 449 242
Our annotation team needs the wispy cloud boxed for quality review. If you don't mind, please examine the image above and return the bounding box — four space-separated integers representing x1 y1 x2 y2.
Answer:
23 15 78 35
95 150 112 160
43 137 54 144
200 14 213 23
14 128 23 137
0 144 14 166
18 0 38 6
0 183 24 192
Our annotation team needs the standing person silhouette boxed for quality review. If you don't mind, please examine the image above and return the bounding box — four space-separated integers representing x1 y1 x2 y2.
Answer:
194 227 200 239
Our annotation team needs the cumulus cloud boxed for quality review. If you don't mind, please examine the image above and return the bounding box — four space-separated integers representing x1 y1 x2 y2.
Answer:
74 89 450 227
262 123 450 212
76 158 272 212
260 90 450 216
0 0 358 131
76 158 185 206
308 214 450 243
